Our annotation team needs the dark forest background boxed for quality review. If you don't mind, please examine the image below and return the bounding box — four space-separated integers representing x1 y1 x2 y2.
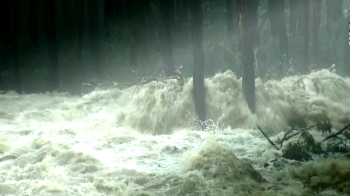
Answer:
0 0 349 96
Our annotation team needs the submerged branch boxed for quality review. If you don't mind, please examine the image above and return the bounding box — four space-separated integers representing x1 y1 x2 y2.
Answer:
257 126 280 150
323 124 350 142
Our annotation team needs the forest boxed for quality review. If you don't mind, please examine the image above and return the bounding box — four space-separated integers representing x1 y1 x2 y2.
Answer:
1 1 350 195
0 0 348 92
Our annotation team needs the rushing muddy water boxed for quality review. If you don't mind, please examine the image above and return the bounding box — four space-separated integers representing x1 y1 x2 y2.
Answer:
0 69 349 195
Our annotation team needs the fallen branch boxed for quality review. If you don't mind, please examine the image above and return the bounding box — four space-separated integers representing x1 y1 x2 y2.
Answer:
131 66 185 99
323 124 350 142
257 126 280 150
279 125 317 148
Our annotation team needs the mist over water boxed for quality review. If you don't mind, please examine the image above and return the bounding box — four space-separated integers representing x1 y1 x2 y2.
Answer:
0 69 349 195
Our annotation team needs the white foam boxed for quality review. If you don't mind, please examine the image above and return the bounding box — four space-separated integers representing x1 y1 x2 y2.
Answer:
0 69 349 195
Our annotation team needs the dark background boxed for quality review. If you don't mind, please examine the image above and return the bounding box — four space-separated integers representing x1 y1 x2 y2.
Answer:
0 0 349 95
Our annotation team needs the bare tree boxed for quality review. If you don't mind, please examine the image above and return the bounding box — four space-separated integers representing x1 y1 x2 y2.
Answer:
29 0 39 45
226 0 234 35
308 0 321 70
240 0 258 113
10 0 21 93
189 0 206 125
75 0 87 93
298 0 309 73
88 0 102 79
159 0 175 76
269 0 289 74
289 0 298 36
46 0 59 92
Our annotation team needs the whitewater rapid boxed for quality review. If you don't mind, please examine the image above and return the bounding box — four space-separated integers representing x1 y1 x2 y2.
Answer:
0 69 349 195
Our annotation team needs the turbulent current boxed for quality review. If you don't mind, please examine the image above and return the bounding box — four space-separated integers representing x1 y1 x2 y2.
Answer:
0 69 350 196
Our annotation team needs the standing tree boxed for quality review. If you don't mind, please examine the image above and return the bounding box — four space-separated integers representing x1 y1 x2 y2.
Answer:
326 0 344 73
298 0 309 73
308 0 321 70
76 0 87 93
268 0 278 36
251 0 260 46
88 0 102 80
174 0 189 48
46 0 59 92
289 0 298 36
189 0 206 126
276 0 288 59
240 0 257 113
29 0 39 45
10 0 21 93
345 17 350 75
226 0 234 35
159 0 175 76
268 0 288 75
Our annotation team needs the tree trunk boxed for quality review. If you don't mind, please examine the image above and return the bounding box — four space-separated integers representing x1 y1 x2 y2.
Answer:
289 0 298 36
29 0 39 45
240 0 256 113
226 0 240 35
129 30 138 69
298 0 309 73
252 0 260 46
159 0 175 76
88 0 102 79
268 0 278 36
226 0 234 36
277 0 288 58
10 0 21 94
189 0 206 126
308 0 321 70
175 0 189 24
76 0 84 71
98 0 105 37
272 0 289 77
76 0 86 93
345 19 350 75
46 0 59 92
174 0 189 48
326 0 343 70
326 0 343 23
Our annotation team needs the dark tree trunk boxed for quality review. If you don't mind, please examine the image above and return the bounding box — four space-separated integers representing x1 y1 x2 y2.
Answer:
326 0 343 23
76 0 84 71
268 0 278 36
129 30 138 69
345 18 350 76
308 0 321 70
276 0 288 59
240 0 256 113
175 0 189 24
10 0 21 94
174 0 189 48
226 0 240 35
175 0 181 24
46 0 59 92
272 0 289 77
159 0 175 76
326 0 343 71
98 0 105 37
289 0 298 36
88 0 102 79
29 0 39 45
76 0 86 93
226 0 234 35
252 0 260 46
298 0 309 73
189 0 206 126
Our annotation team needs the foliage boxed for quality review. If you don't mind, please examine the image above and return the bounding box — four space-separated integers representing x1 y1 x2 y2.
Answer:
259 119 350 162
